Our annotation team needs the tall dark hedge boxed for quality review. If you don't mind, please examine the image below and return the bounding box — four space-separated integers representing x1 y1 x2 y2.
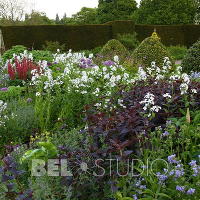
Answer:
1 22 200 51
1 25 112 51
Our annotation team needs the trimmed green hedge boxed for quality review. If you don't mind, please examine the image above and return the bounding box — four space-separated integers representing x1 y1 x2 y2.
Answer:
1 22 200 51
135 25 185 47
135 24 200 48
1 24 112 51
106 20 135 38
183 25 200 47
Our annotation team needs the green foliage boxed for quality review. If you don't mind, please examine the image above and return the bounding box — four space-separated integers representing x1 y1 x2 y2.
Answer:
2 24 112 51
52 127 86 149
182 39 200 73
42 41 66 53
24 11 54 25
0 100 39 154
167 45 187 60
2 23 200 52
135 0 198 25
30 50 54 62
98 39 129 63
81 46 102 57
97 0 138 23
21 141 58 163
132 31 172 67
116 33 139 51
2 45 27 62
0 86 25 101
72 7 98 24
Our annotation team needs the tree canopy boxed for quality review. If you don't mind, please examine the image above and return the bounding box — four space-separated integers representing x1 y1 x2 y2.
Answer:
135 0 198 24
97 0 138 23
71 7 98 24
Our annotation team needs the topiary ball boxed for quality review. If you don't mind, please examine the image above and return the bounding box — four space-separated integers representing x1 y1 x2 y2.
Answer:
132 31 172 68
96 39 129 64
182 39 200 73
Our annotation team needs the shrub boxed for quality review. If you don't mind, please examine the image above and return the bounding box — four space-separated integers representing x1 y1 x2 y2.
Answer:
182 39 200 73
97 39 129 64
30 50 54 62
0 86 25 101
86 79 200 155
167 45 187 60
42 41 66 53
2 45 27 63
0 100 39 154
116 33 139 51
132 31 172 67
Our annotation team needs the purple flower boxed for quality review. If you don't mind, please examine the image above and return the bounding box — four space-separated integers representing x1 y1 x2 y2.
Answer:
27 98 32 103
133 194 138 200
176 185 185 192
79 58 95 68
189 160 196 167
139 185 146 190
174 169 184 178
166 120 172 126
0 87 8 91
168 154 178 164
161 131 170 137
47 62 52 66
156 172 168 182
187 188 195 195
103 60 115 67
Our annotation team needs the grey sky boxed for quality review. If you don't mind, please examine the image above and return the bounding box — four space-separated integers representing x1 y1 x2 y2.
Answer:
32 0 141 19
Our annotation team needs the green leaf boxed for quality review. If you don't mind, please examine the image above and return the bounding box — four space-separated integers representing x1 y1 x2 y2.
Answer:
157 192 172 199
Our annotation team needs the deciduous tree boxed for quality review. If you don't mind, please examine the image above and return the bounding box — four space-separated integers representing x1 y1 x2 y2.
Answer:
135 0 198 24
97 0 137 23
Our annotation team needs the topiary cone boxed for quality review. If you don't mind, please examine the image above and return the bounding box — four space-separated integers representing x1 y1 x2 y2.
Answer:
132 30 172 68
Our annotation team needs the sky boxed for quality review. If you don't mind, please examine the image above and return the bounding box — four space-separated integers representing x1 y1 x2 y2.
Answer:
31 0 141 19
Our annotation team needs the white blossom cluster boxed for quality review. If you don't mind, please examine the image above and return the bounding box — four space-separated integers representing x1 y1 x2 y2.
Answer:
0 100 8 126
30 52 135 108
137 57 172 81
140 93 161 117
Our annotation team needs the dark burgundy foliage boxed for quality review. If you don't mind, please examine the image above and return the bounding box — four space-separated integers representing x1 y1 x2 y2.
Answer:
86 80 200 156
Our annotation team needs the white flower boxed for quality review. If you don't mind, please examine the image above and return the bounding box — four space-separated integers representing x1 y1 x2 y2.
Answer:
103 67 107 72
104 73 110 79
151 61 156 68
123 73 129 79
138 67 147 80
94 103 101 107
115 75 121 81
180 83 189 95
94 66 99 71
140 93 155 110
150 105 161 112
89 54 93 58
114 55 119 63
163 93 172 98
191 89 197 94
36 92 41 96
81 91 87 94
182 73 190 84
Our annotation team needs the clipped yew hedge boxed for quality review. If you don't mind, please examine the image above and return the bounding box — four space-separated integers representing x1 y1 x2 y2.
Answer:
1 22 200 51
1 24 112 51
135 24 200 48
105 20 135 38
